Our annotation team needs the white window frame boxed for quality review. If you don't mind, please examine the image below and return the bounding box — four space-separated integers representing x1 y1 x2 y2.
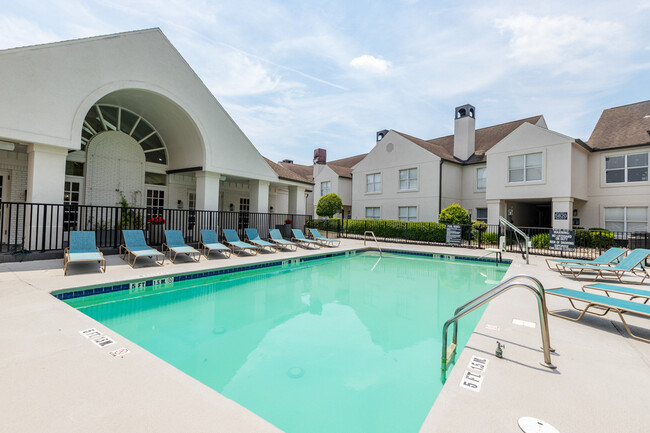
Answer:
365 207 380 219
476 167 486 191
398 206 417 221
508 152 543 183
604 152 649 185
366 173 382 193
604 207 648 233
320 181 331 196
398 168 418 191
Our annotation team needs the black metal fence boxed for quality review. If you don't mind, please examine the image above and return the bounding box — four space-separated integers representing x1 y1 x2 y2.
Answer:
0 201 311 259
306 218 650 260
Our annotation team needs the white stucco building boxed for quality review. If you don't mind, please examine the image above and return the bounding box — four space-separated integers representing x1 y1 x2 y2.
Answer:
0 29 314 248
350 102 649 231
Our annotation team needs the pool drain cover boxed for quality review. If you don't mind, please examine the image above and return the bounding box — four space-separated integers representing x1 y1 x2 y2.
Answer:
518 417 559 433
287 367 304 379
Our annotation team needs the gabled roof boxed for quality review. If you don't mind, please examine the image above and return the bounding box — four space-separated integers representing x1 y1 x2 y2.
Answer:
586 100 650 150
394 115 544 164
326 153 367 178
264 158 314 185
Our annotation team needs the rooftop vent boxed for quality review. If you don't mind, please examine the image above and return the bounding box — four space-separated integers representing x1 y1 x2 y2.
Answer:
281 159 294 164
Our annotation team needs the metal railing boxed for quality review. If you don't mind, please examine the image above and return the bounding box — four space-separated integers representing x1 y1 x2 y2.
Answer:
0 200 311 260
441 274 556 382
500 217 529 264
305 218 650 261
363 230 382 257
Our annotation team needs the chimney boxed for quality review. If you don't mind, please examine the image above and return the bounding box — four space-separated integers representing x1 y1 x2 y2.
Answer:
376 129 389 142
313 148 327 165
281 159 294 164
453 104 476 161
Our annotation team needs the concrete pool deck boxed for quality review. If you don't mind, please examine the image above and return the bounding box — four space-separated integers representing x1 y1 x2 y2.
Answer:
1 240 649 432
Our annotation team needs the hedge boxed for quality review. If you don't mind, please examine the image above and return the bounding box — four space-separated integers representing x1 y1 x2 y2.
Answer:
308 218 452 243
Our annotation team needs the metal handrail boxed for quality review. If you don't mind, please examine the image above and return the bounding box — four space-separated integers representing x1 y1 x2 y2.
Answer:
441 276 556 382
363 230 382 256
500 217 529 264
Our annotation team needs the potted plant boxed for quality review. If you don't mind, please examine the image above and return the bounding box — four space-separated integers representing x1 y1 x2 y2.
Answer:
146 215 166 246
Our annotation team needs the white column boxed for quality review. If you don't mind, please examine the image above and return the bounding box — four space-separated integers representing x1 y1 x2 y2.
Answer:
195 171 221 211
486 199 504 226
288 185 306 214
249 180 270 213
27 143 68 203
552 197 574 230
26 143 68 250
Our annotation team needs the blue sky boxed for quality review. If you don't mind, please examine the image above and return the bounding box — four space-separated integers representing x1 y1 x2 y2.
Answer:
1 0 649 164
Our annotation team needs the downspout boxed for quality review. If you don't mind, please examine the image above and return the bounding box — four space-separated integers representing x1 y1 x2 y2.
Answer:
438 159 443 221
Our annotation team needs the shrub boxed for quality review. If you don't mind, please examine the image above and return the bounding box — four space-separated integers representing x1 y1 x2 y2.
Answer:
589 230 615 248
438 204 470 225
574 230 591 248
531 233 549 249
316 193 343 218
480 232 499 245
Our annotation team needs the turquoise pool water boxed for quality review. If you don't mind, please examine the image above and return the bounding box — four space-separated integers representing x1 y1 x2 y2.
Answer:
65 252 508 433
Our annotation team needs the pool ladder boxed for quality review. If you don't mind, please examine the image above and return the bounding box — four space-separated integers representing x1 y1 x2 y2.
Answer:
363 231 382 257
440 274 556 382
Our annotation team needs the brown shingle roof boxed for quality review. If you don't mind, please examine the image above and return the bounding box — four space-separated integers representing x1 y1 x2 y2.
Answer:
587 100 650 150
326 153 367 178
264 158 314 185
395 115 544 164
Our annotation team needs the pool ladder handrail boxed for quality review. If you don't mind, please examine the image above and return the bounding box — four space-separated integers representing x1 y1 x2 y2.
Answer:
441 274 556 382
499 217 529 264
363 230 382 257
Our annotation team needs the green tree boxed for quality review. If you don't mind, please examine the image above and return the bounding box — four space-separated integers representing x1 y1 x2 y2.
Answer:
438 203 470 225
316 193 343 218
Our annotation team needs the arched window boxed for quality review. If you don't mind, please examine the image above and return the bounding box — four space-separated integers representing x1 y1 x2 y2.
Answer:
81 104 168 164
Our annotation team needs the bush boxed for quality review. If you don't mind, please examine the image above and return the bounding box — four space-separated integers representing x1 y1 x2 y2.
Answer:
589 230 615 248
316 193 343 218
439 204 470 225
574 230 591 248
480 232 499 245
531 233 549 249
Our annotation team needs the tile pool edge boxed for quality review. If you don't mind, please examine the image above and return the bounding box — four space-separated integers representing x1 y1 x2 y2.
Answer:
51 248 511 300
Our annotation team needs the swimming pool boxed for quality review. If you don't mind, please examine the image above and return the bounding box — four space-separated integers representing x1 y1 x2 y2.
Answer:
61 251 509 433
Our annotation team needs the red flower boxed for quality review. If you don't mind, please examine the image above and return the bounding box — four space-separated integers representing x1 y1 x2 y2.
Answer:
285 218 292 224
148 216 165 224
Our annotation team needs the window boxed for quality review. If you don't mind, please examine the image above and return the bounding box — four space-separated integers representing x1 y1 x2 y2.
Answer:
321 181 331 196
476 167 486 190
145 172 167 186
398 206 417 221
65 161 84 177
508 152 542 183
366 207 380 219
605 153 648 184
366 173 381 193
399 168 418 190
476 208 488 223
605 207 648 232
63 181 81 231
146 189 165 211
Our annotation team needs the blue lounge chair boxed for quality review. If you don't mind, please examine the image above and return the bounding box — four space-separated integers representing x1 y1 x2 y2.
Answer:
557 248 650 284
546 287 650 343
199 229 231 258
245 228 277 253
268 229 298 251
308 228 340 247
223 229 259 255
291 229 321 249
120 230 165 267
583 283 650 304
63 231 106 275
545 247 627 270
163 230 201 263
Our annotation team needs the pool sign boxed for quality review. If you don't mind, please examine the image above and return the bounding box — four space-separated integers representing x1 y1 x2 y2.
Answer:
549 229 575 252
468 355 489 373
110 348 130 357
445 225 462 245
459 370 483 392
80 328 116 348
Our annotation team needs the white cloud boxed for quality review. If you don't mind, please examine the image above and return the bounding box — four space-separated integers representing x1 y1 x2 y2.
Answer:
494 13 627 70
350 55 392 73
0 15 60 49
